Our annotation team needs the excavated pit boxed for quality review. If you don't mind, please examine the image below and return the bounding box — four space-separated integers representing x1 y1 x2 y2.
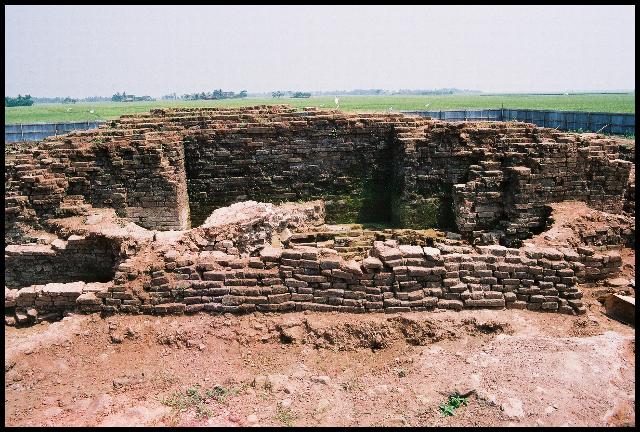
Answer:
4 106 635 326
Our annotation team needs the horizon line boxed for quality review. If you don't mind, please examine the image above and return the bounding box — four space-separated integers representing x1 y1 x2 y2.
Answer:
11 89 637 99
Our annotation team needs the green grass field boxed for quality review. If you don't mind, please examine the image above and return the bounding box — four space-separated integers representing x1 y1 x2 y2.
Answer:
4 93 634 124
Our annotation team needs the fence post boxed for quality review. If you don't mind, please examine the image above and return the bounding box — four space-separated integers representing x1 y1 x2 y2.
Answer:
608 114 612 134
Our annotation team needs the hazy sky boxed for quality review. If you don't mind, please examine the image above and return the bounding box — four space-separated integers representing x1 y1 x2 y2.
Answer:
5 5 635 97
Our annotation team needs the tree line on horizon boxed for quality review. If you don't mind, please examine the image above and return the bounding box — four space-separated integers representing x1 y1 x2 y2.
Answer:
255 88 481 97
164 89 248 101
20 88 634 104
7 88 489 106
5 94 34 107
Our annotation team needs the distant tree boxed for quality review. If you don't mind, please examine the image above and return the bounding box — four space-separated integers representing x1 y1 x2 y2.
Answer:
272 91 284 98
291 92 311 98
5 94 34 107
178 89 244 100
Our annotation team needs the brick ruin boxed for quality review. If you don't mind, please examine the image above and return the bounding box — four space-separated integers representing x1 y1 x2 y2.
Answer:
4 106 636 325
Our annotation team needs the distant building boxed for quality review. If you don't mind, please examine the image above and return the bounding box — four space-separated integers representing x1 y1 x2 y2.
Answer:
123 95 155 102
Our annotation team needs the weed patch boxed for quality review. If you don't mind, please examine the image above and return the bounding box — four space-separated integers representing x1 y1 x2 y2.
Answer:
439 393 469 417
161 383 243 419
275 402 296 427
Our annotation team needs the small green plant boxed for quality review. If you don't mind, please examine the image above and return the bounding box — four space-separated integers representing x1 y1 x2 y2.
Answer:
439 393 469 417
161 391 185 411
195 403 212 419
275 402 296 427
161 383 240 419
168 385 211 418
258 388 271 401
206 384 231 403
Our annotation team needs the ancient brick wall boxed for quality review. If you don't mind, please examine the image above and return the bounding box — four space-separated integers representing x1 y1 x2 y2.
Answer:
6 281 111 324
401 122 633 242
624 170 635 217
9 241 594 318
5 126 190 238
4 107 633 245
180 112 401 227
6 199 632 325
5 235 117 289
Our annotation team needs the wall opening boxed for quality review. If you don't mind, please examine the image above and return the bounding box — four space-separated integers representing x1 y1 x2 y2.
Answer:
183 134 212 228
183 128 403 229
5 236 117 289
355 129 399 227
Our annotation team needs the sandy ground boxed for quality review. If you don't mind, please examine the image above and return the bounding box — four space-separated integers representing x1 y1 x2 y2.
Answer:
4 289 635 427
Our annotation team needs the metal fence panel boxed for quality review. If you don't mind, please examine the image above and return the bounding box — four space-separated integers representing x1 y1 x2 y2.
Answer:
403 109 634 135
5 112 634 144
5 121 105 143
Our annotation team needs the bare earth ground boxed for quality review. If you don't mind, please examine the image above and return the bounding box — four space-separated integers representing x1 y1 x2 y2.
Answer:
4 285 635 427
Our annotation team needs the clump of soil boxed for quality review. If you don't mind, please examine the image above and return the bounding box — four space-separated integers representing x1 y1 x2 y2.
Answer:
461 317 513 335
569 317 603 337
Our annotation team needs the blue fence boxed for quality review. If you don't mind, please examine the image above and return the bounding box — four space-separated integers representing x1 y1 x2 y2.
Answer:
401 109 635 135
5 121 105 143
5 110 635 143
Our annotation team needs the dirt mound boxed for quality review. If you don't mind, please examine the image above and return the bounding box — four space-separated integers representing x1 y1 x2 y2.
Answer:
272 314 511 351
530 201 634 249
461 317 513 335
95 312 513 353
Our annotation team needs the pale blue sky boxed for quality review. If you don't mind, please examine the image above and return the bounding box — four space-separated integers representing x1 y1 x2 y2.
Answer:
5 5 636 97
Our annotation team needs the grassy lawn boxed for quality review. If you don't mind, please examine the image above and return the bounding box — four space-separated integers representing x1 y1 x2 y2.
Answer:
4 93 634 124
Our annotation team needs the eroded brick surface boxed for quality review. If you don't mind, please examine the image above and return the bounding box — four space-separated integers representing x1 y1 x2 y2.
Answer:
4 106 635 324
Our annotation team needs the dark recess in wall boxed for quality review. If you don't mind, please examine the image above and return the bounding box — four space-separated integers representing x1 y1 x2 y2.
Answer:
5 237 117 289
